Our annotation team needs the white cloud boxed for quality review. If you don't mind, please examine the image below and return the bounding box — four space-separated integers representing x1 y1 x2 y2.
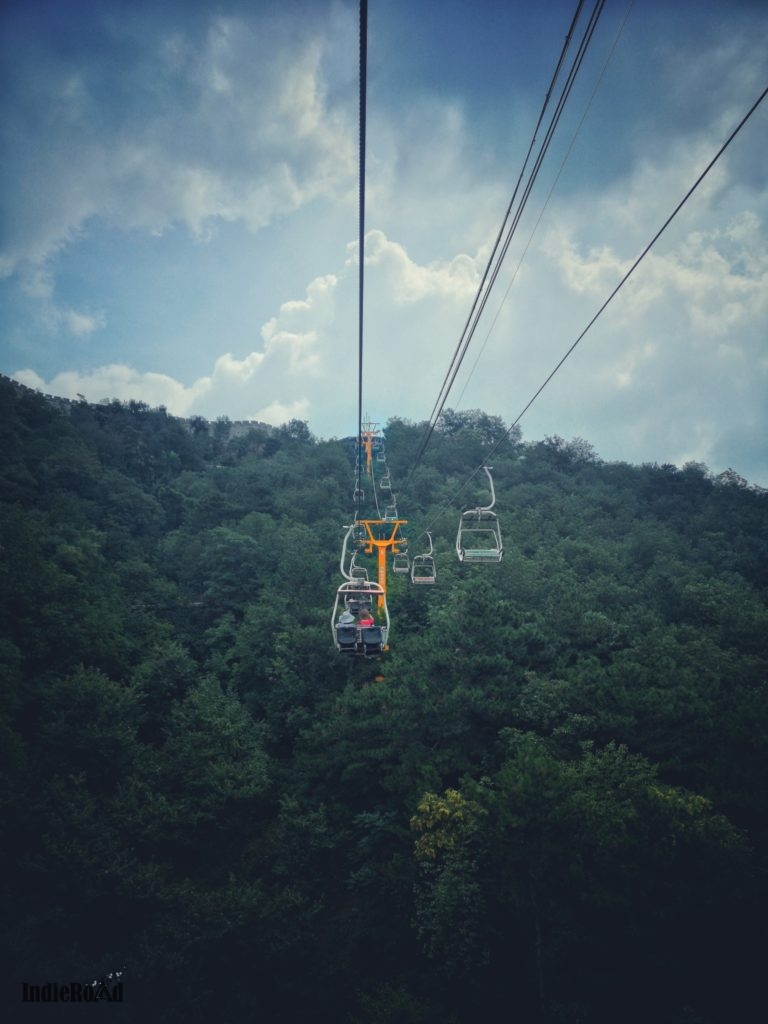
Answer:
254 398 311 425
13 364 204 412
210 351 265 382
13 368 47 391
9 227 487 432
260 273 338 373
548 232 632 300
14 261 107 338
548 211 767 342
0 6 358 277
61 309 107 337
611 341 657 390
11 355 310 424
356 230 480 304
20 266 55 300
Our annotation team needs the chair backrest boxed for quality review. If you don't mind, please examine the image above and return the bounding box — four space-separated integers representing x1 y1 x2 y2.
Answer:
336 625 358 647
411 556 436 582
360 626 383 647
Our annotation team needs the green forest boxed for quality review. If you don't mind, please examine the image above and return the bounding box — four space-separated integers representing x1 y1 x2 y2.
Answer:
1 374 766 1022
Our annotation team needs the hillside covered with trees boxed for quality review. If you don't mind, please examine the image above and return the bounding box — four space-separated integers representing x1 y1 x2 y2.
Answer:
1 375 766 1022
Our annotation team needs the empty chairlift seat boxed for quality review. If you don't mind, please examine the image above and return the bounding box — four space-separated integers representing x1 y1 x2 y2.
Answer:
349 553 369 583
411 532 437 584
455 466 503 563
410 554 437 582
456 517 503 562
392 548 410 573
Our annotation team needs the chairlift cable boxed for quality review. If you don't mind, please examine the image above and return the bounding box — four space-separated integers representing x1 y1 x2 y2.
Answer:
420 0 606 451
355 0 368 521
406 0 604 482
453 0 633 410
419 0 588 437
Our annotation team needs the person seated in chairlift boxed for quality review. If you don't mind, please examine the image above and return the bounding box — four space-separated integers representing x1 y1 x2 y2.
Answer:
357 609 375 628
338 609 355 626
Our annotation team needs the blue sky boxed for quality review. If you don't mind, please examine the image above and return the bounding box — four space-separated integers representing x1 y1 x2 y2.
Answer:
2 0 767 483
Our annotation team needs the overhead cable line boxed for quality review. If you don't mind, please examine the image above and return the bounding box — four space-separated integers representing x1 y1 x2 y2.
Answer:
421 0 588 435
453 0 635 411
355 0 368 521
421 81 768 539
420 0 587 434
412 0 605 471
407 0 606 481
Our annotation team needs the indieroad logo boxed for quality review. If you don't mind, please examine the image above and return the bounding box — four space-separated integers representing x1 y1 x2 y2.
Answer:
22 971 124 1003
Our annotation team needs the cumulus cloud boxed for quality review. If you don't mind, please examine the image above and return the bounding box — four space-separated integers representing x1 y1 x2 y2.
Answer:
10 227 488 433
11 355 312 425
12 263 107 339
355 230 480 304
524 202 768 475
254 398 311 425
12 364 206 413
260 274 338 373
547 209 767 340
61 309 107 337
0 2 357 277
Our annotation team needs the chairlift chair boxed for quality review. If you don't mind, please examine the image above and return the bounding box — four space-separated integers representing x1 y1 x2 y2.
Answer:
411 532 437 584
349 552 370 583
344 584 375 614
456 466 503 563
392 546 410 574
332 581 389 655
340 522 371 583
456 517 503 562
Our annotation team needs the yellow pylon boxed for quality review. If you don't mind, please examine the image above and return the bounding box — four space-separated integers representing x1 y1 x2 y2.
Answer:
356 518 408 607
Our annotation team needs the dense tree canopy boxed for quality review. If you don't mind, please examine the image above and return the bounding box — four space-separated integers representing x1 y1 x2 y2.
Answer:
1 376 766 1021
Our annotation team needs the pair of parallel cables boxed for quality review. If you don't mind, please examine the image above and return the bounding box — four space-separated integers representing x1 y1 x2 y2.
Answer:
407 0 607 481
